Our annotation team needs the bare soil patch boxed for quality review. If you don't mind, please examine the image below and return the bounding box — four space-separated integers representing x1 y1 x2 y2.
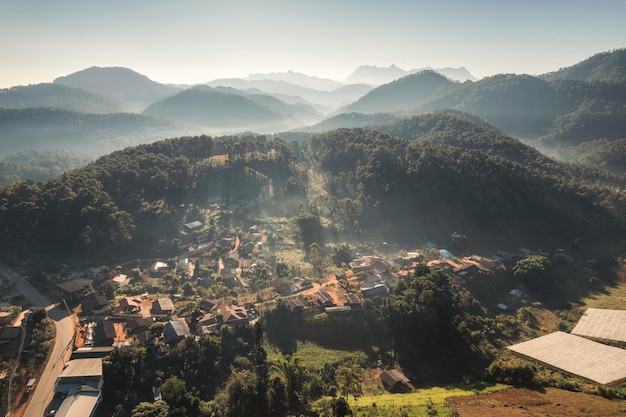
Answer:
447 387 626 417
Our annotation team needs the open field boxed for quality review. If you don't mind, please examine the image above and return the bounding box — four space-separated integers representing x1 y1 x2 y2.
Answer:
346 384 508 417
446 387 626 417
581 283 626 310
266 340 368 371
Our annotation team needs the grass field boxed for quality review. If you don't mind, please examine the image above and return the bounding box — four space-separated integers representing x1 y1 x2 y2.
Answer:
580 283 626 310
346 384 508 417
266 340 368 371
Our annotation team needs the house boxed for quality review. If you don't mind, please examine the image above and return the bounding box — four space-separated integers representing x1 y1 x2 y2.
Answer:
184 220 203 233
0 312 14 325
325 306 351 314
126 317 154 334
361 283 388 299
135 330 152 346
152 298 175 316
223 275 243 289
239 241 256 256
56 357 103 393
349 258 371 273
468 255 498 269
222 252 240 268
287 298 307 313
198 299 218 312
215 238 234 252
149 262 170 277
111 274 128 286
117 297 142 314
197 313 218 327
0 326 21 343
334 270 347 280
218 305 250 327
453 264 480 280
366 256 390 272
81 293 110 315
315 291 335 307
70 347 115 360
380 369 410 392
164 320 190 344
93 319 116 346
344 293 362 309
55 279 92 303
249 225 260 234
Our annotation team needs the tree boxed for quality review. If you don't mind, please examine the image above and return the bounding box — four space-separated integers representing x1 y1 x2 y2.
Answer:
309 242 325 277
513 255 552 294
30 306 47 324
332 243 354 267
336 363 363 402
330 397 351 417
131 400 170 417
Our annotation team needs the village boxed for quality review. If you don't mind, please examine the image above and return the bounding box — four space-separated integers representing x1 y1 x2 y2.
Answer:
0 210 600 417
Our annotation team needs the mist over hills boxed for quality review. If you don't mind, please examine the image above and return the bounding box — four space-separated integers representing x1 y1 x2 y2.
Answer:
0 83 129 114
1 111 625 265
0 107 189 156
205 78 373 109
142 86 322 132
245 70 344 91
1 49 625 180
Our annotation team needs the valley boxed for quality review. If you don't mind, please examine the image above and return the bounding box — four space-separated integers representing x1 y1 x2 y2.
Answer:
0 48 625 417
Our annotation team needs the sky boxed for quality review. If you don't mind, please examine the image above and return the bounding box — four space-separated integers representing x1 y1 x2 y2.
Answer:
1 0 626 88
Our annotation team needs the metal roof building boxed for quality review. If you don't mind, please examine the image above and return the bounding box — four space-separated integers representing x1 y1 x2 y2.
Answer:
571 308 626 343
508 331 626 385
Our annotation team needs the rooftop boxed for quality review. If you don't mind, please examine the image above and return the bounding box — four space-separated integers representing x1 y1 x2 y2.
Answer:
571 308 626 343
508 331 626 385
59 358 103 379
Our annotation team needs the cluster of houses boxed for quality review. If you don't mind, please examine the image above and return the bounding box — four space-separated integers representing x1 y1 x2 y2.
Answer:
45 347 112 417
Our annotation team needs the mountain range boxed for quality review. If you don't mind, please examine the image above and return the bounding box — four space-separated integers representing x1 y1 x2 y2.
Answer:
344 64 477 84
0 48 625 179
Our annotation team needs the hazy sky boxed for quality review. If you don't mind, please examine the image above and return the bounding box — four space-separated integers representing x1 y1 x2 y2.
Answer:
2 0 625 88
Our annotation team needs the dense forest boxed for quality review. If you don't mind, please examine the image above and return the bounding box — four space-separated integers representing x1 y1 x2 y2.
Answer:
1 111 625 270
0 134 305 268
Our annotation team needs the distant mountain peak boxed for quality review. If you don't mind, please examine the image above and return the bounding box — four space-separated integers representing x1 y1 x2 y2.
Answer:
345 64 476 85
53 66 179 111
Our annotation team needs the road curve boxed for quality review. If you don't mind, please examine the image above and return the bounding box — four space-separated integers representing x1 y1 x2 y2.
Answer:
0 263 75 417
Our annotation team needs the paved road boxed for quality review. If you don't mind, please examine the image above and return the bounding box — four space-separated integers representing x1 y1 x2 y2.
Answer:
0 263 75 417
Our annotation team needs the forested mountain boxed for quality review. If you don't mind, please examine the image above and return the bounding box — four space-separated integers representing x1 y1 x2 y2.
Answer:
345 64 476 84
210 86 322 125
302 112 398 133
306 127 626 248
542 48 626 83
560 138 626 178
0 150 92 184
142 87 305 132
339 70 456 114
2 110 625 267
334 66 626 151
53 66 180 111
0 107 188 156
0 135 304 265
0 83 128 113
